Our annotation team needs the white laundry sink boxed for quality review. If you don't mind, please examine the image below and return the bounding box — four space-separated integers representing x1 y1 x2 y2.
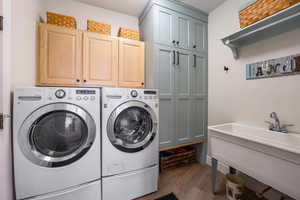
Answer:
209 123 300 155
208 123 300 199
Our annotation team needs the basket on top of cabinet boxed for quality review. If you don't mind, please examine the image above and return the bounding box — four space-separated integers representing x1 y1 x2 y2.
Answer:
239 0 300 28
87 20 111 35
46 12 77 29
118 27 140 41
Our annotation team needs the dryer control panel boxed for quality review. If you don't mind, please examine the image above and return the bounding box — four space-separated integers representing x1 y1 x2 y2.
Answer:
127 89 158 101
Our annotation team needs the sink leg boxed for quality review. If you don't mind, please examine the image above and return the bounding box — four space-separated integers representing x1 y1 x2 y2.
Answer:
211 157 218 194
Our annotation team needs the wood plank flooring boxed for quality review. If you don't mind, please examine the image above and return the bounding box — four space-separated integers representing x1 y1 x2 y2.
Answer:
137 163 260 200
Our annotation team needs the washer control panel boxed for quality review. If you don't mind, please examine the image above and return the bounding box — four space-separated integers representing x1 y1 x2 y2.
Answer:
47 88 98 102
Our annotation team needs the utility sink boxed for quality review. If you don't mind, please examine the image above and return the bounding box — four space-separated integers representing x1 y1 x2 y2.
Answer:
209 123 300 155
208 123 300 199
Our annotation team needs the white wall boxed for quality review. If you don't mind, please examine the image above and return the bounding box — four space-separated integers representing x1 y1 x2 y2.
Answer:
11 0 139 88
208 0 300 133
11 0 42 87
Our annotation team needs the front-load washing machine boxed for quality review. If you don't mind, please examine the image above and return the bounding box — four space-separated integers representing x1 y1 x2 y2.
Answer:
13 87 101 200
102 87 159 200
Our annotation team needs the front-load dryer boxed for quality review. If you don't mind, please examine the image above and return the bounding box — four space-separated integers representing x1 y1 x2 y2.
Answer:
102 87 159 200
13 87 101 200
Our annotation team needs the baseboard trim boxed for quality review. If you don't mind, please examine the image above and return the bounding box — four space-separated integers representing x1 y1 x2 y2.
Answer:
206 156 229 174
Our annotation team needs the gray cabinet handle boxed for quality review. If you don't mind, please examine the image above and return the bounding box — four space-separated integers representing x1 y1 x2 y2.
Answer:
173 50 176 65
177 51 179 65
193 55 196 67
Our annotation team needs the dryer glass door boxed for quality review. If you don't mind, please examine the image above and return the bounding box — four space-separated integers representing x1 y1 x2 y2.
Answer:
107 101 158 153
19 103 96 168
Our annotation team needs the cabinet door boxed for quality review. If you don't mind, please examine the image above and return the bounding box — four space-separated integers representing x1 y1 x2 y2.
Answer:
174 50 192 144
190 20 207 52
118 39 145 88
155 7 177 47
190 53 207 139
154 45 176 148
190 98 206 139
176 14 191 50
83 33 118 87
38 23 82 86
190 54 207 95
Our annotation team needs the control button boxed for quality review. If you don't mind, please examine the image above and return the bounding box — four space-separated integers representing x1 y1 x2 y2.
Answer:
83 96 88 101
130 90 138 98
55 89 66 99
90 96 95 101
76 96 82 100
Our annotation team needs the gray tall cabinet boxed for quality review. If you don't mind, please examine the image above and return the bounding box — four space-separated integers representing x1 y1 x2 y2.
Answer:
139 0 208 151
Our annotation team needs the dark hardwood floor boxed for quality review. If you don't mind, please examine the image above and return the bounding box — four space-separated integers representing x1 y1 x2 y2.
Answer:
137 163 261 200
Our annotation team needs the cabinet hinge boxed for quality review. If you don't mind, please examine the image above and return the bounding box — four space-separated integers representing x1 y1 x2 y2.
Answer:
0 16 3 31
0 113 11 130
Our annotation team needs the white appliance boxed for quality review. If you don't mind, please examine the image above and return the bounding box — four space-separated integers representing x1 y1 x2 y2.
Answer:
13 87 101 200
102 87 159 200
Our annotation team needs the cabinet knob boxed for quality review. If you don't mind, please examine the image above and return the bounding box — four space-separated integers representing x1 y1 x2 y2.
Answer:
141 82 144 86
172 40 176 44
83 80 87 83
76 79 80 83
193 45 197 48
176 41 180 45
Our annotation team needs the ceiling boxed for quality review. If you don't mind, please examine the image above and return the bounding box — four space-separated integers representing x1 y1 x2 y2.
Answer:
75 0 226 16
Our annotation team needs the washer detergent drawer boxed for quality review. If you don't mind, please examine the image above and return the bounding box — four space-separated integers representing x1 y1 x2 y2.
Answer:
28 180 101 200
103 165 158 200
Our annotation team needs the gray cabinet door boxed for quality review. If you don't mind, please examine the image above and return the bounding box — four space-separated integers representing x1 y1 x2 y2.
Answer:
190 53 207 95
190 53 207 139
155 7 177 47
174 49 192 144
155 45 176 148
176 14 191 50
190 20 207 52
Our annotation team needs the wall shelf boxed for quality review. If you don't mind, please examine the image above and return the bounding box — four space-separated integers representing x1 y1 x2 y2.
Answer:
222 3 300 59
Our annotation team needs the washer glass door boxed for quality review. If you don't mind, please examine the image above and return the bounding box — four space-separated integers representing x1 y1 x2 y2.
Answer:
107 101 158 153
19 103 96 168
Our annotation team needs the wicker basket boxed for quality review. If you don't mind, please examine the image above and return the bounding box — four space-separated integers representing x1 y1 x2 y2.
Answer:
118 27 140 41
160 147 196 171
239 0 300 28
87 20 111 35
47 12 76 29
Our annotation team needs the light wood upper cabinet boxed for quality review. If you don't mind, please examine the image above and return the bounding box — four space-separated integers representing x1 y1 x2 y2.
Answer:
83 32 118 87
38 23 82 86
37 23 145 88
118 39 145 88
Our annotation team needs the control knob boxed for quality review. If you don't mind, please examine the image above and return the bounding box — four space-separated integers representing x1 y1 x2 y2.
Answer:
130 90 138 98
55 89 66 99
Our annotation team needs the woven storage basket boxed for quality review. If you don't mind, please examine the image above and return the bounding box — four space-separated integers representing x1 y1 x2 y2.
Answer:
239 0 300 28
87 20 111 35
47 12 76 29
118 27 140 41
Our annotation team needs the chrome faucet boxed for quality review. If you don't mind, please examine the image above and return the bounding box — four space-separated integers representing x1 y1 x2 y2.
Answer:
265 112 293 133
